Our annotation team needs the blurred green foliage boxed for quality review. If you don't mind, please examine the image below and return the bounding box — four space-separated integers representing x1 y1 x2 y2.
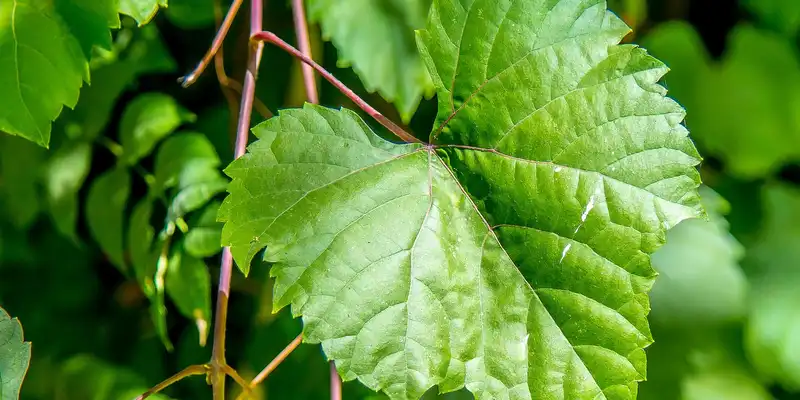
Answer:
3 0 800 399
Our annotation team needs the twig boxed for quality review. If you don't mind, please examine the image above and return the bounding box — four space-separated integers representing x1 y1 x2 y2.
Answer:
330 361 342 400
250 31 422 144
179 0 244 87
135 364 209 400
291 0 318 104
236 333 304 399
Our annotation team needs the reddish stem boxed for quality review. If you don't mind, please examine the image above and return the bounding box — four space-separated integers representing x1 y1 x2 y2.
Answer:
250 31 422 144
330 362 342 400
292 0 319 104
180 0 244 87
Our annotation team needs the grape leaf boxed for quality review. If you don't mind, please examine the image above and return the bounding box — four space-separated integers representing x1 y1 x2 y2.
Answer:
119 0 168 26
0 306 30 400
643 23 800 178
649 187 747 326
86 167 131 271
120 93 196 165
306 0 434 121
166 247 212 346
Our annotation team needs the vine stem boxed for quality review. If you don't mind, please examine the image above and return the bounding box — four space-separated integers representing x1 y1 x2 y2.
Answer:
250 31 422 144
291 0 318 104
236 333 304 400
209 1 264 399
134 365 209 400
179 0 244 87
330 361 342 400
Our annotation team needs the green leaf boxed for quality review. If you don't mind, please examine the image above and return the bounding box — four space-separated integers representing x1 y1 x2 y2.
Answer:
222 79 700 400
55 0 120 57
119 0 168 26
0 1 86 146
153 132 221 193
307 0 434 121
643 23 800 178
0 307 30 400
120 93 196 165
0 135 45 229
649 187 747 326
86 167 131 271
742 0 800 36
44 142 92 241
166 248 212 346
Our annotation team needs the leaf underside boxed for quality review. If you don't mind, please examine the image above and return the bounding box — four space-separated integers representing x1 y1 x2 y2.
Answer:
219 0 703 399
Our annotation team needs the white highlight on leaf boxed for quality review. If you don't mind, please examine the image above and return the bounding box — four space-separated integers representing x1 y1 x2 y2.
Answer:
554 166 562 172
560 243 572 263
581 195 596 222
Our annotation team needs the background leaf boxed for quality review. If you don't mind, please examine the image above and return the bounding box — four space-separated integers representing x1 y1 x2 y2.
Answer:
119 0 168 26
165 248 211 346
306 0 434 121
119 93 195 165
0 306 31 400
86 167 131 271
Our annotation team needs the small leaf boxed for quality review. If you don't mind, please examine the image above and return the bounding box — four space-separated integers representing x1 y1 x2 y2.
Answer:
0 306 31 400
86 167 131 271
44 142 92 241
185 201 223 258
119 0 168 26
166 248 212 346
307 0 434 121
185 228 222 259
119 93 195 165
167 167 228 221
55 0 120 56
0 135 45 229
153 132 220 193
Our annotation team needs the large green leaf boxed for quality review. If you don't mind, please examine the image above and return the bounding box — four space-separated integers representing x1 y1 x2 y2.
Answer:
86 167 131 271
307 0 433 121
222 19 702 395
0 307 30 400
